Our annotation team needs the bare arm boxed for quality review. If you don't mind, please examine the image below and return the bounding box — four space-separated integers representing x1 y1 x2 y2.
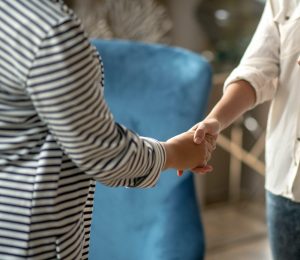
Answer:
192 80 256 144
209 80 256 130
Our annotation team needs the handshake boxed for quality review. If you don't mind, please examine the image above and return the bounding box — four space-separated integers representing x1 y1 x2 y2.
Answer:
162 118 220 174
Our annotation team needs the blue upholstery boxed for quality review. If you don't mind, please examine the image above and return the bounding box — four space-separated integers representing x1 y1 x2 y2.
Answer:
89 39 212 260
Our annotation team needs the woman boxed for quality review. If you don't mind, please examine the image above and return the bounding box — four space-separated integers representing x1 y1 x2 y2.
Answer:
0 0 214 258
193 0 300 259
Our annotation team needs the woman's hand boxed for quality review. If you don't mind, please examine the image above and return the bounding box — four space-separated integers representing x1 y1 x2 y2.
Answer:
162 131 216 172
180 118 220 175
191 118 220 144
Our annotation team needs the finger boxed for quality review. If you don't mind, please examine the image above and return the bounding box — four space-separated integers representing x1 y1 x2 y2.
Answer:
194 169 211 175
199 119 220 140
193 165 213 172
205 141 215 153
191 165 213 174
205 134 217 144
211 133 218 140
206 152 212 163
205 142 215 158
177 170 183 177
193 124 206 144
194 122 219 144
205 135 217 150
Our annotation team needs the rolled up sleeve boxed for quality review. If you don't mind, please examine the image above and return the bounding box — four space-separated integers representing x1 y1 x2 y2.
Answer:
224 0 280 107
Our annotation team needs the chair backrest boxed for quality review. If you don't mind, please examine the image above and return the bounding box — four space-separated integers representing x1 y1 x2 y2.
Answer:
89 39 212 260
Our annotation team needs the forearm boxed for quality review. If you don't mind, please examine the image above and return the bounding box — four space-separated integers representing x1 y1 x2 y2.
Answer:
26 19 166 188
206 80 256 131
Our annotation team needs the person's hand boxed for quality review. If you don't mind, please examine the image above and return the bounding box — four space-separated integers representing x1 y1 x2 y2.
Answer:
175 133 216 176
162 131 215 172
191 118 220 144
178 118 220 175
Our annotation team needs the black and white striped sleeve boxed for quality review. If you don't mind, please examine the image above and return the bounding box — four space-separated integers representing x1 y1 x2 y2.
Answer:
25 17 166 188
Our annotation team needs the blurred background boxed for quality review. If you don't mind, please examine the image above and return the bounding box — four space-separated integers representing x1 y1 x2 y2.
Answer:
65 0 270 259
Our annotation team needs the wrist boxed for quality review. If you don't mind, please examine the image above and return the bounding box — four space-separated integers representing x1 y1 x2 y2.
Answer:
212 116 223 131
161 142 174 170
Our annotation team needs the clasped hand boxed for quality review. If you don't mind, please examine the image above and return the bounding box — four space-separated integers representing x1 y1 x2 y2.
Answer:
162 126 217 173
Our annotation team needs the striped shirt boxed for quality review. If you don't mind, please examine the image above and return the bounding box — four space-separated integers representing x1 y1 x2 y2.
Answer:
0 0 166 259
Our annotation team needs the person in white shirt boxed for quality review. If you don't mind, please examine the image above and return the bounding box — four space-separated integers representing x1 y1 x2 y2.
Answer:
191 0 300 259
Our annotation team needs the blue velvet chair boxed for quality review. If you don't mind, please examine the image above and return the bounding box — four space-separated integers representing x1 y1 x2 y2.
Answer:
89 39 212 260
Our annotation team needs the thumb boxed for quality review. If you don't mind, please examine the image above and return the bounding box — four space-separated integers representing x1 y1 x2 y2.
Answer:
193 118 221 144
193 123 206 144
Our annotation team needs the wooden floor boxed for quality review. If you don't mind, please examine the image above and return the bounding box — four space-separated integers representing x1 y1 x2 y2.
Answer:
202 201 272 260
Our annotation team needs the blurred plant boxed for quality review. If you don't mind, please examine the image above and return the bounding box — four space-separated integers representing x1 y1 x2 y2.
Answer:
66 0 172 43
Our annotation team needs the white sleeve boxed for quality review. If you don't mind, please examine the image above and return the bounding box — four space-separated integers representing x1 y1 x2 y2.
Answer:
224 0 280 107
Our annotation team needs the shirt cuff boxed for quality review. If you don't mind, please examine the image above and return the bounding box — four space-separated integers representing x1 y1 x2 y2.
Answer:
128 137 166 188
223 67 271 108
